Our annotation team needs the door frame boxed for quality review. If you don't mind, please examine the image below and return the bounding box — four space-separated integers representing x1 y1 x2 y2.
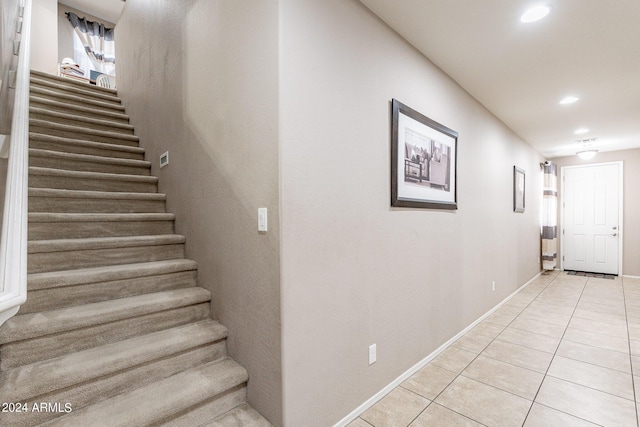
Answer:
560 161 624 275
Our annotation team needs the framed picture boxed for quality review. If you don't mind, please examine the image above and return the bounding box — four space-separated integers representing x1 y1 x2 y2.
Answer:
513 166 525 212
391 99 458 209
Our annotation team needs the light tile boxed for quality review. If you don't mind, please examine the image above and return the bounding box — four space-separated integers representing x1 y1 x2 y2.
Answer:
498 327 560 353
346 418 373 427
518 308 571 327
361 387 429 427
510 317 566 338
547 355 634 400
573 307 626 325
409 403 482 427
401 363 457 400
524 403 600 427
485 310 518 326
435 376 531 426
462 355 544 399
431 346 477 374
470 321 505 339
482 339 553 373
563 326 630 354
569 316 629 339
578 301 626 317
556 340 631 373
452 331 494 353
631 340 640 356
536 376 637 426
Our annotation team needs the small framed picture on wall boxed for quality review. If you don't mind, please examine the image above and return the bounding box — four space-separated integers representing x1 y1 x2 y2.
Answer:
514 166 525 212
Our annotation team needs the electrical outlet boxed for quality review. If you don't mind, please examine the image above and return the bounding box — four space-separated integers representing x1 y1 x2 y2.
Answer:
492 281 496 291
368 344 376 365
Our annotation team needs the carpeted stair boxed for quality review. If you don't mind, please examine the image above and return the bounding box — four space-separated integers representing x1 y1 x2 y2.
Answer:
0 70 271 427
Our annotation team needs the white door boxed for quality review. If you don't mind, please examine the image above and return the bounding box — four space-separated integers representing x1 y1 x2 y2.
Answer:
562 163 621 275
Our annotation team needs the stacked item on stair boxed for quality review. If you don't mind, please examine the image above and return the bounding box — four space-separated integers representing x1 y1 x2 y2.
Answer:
58 57 87 83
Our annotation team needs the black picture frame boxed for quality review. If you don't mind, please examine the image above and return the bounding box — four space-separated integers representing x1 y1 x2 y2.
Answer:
391 99 458 209
514 166 525 212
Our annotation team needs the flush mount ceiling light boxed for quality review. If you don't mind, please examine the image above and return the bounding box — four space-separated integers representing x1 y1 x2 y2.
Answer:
574 128 589 135
576 137 598 160
577 150 598 160
520 5 551 23
560 96 579 105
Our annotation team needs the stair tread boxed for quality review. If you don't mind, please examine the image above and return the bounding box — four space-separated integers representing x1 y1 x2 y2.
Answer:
30 132 145 154
29 166 158 182
30 95 129 121
30 74 121 102
29 212 175 222
30 107 135 131
0 287 211 344
30 86 125 111
30 119 139 141
28 259 198 290
40 358 247 427
29 187 166 200
30 148 151 168
0 319 227 402
31 70 118 95
28 234 185 253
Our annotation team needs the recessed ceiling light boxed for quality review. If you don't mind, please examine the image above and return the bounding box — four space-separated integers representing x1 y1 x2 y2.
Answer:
559 96 579 105
574 128 589 134
520 5 551 23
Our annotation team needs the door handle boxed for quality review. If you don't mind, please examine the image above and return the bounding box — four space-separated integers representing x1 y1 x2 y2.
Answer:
611 233 618 237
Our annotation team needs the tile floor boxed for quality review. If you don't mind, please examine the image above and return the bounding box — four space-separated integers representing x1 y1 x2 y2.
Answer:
348 271 640 426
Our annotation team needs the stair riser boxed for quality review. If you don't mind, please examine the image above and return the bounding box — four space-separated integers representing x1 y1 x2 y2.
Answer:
28 219 174 240
29 138 145 160
28 244 185 273
160 385 248 427
2 302 210 368
1 343 228 427
30 77 119 100
29 123 139 147
30 111 134 135
21 270 197 315
29 174 157 193
29 196 166 213
30 87 124 112
30 98 130 124
30 155 150 176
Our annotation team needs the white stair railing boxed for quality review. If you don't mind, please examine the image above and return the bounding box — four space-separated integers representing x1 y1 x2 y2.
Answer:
0 0 31 327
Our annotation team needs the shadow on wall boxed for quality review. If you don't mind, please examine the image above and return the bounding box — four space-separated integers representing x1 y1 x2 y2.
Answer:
113 0 282 424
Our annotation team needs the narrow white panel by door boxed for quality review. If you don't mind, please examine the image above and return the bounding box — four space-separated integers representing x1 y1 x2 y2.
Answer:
562 163 621 275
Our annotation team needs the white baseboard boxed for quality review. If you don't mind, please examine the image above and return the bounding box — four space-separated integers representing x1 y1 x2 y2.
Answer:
333 271 543 427
623 275 640 280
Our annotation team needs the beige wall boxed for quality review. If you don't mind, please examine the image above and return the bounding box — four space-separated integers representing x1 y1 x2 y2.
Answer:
115 0 546 425
115 0 282 424
279 1 544 425
30 0 58 75
553 149 640 277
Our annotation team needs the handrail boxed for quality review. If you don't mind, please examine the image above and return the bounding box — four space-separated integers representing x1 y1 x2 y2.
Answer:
0 0 31 327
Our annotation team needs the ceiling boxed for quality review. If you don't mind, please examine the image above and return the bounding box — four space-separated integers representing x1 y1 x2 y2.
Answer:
359 0 640 158
58 1 639 159
59 0 124 24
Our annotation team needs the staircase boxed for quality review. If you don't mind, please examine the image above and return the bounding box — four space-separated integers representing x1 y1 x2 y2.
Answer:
0 70 272 427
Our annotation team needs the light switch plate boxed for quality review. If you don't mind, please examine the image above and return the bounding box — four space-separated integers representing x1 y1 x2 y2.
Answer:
258 208 268 232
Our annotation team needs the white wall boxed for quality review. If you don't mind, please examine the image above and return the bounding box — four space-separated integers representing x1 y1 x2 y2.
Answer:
30 0 58 75
279 1 544 425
